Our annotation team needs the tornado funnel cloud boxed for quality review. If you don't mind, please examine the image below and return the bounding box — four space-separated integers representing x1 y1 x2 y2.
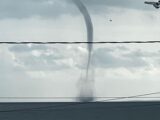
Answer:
72 0 94 102
72 0 93 51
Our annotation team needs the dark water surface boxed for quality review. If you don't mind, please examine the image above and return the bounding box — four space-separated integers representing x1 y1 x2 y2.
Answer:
0 102 160 120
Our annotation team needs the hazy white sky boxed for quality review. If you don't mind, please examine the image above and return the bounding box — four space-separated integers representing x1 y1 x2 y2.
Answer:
1 0 160 102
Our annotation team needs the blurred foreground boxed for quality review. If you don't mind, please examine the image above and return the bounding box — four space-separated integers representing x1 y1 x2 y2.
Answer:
0 102 160 120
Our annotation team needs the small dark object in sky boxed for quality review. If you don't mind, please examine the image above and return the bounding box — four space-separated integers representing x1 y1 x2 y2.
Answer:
109 19 112 22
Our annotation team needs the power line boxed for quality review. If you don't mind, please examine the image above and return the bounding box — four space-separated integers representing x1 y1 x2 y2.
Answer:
0 91 160 113
100 92 160 102
1 41 160 44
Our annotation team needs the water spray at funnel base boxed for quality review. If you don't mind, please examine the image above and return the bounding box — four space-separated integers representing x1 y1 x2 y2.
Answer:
72 0 94 102
77 67 95 102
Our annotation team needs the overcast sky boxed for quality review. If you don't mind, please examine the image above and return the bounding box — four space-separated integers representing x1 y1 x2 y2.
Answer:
1 0 160 102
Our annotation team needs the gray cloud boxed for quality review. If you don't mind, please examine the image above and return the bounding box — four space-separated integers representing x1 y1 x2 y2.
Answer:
92 48 149 69
17 55 69 71
9 45 160 71
0 46 79 99
10 45 49 53
0 47 31 96
0 0 74 19
123 49 160 58
82 0 143 8
0 0 150 19
72 0 150 14
9 45 74 71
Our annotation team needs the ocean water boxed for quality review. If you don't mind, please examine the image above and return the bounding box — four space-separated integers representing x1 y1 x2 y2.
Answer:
0 102 160 120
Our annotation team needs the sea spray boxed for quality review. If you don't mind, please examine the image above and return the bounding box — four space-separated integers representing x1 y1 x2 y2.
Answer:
77 67 95 102
72 0 94 102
